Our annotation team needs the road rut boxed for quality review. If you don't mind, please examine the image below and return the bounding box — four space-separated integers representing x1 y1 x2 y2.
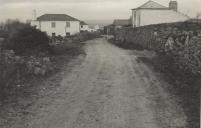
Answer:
15 38 187 128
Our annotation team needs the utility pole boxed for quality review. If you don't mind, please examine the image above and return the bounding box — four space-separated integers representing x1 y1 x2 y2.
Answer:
195 12 201 23
196 12 201 19
33 9 37 20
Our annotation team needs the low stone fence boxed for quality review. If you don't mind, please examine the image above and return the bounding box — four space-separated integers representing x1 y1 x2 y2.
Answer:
50 31 101 45
0 50 55 88
114 22 201 75
0 31 100 89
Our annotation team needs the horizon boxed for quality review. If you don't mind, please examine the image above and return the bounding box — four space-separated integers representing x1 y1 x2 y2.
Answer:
0 0 201 25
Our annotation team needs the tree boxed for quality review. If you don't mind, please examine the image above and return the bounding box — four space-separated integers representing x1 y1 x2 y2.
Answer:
3 20 50 54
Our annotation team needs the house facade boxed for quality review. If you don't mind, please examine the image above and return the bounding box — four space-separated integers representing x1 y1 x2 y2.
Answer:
131 1 190 28
80 21 90 32
103 19 131 35
31 14 80 36
113 19 131 28
88 25 100 32
104 24 115 35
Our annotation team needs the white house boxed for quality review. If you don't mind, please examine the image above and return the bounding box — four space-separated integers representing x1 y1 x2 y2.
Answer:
94 25 100 30
80 21 91 32
88 25 100 32
131 1 190 28
31 14 80 36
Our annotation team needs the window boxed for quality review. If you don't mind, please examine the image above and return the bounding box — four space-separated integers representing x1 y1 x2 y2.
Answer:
52 33 56 37
81 25 83 28
66 21 70 28
66 32 70 36
51 22 56 28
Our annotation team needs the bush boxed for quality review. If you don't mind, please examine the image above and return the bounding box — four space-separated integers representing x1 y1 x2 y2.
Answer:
3 23 50 54
114 22 201 76
113 22 201 128
3 20 25 38
0 50 27 90
0 30 8 38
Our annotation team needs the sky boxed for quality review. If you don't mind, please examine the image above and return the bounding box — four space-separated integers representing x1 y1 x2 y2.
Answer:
0 0 201 25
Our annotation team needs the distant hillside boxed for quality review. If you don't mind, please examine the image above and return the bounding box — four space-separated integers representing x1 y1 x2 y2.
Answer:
85 20 113 27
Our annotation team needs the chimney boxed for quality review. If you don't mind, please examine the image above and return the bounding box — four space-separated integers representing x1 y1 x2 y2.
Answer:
33 9 37 20
169 1 178 11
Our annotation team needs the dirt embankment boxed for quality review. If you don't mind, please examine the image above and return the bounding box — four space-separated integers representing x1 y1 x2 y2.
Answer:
137 54 200 128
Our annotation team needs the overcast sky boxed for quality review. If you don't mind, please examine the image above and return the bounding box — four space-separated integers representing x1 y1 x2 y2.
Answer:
0 0 201 24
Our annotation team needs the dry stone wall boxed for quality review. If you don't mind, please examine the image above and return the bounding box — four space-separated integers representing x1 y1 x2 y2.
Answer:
114 22 201 75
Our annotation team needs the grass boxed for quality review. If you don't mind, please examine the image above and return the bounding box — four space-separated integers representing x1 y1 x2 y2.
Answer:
137 55 200 128
0 41 86 127
108 38 145 50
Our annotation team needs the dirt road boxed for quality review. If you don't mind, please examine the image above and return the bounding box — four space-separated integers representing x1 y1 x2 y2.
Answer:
11 38 187 128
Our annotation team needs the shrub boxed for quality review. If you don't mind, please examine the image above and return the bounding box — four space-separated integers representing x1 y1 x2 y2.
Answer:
0 30 8 38
114 22 201 76
113 22 201 128
3 22 50 54
3 20 25 38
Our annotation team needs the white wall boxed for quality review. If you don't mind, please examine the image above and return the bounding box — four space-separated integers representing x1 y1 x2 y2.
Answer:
132 10 141 27
30 21 40 29
31 20 80 36
94 25 100 30
132 9 190 27
81 25 90 32
66 21 80 35
132 10 136 27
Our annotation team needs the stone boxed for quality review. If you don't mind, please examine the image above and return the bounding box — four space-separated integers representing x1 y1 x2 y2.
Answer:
34 67 42 75
43 57 50 63
35 61 41 66
165 37 174 52
40 68 46 76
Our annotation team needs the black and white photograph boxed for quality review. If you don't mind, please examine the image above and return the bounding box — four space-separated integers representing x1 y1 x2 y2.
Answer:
0 0 200 128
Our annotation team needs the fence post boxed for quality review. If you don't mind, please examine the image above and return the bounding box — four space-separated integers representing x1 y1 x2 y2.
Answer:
0 40 3 98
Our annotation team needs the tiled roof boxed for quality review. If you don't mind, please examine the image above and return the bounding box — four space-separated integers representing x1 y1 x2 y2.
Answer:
132 0 168 10
89 25 98 29
80 21 88 25
197 14 201 19
113 19 131 26
37 14 79 21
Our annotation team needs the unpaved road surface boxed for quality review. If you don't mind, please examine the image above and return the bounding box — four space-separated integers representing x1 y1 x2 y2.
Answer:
9 38 187 128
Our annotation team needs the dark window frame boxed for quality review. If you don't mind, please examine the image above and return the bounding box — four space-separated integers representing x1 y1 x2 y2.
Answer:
51 22 56 28
66 21 70 28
